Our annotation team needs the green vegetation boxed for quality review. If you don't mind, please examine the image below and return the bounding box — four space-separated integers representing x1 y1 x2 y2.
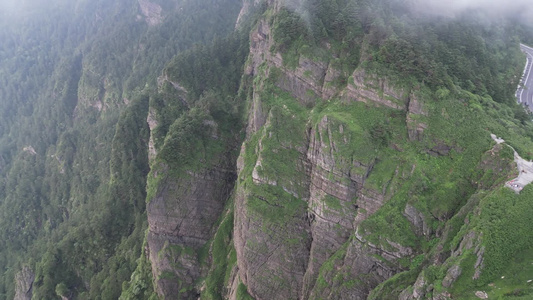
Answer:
201 204 238 300
1 0 533 299
0 0 244 299
236 282 255 300
258 0 533 298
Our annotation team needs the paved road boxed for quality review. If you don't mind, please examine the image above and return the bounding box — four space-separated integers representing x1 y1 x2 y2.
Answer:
492 134 533 193
517 44 533 109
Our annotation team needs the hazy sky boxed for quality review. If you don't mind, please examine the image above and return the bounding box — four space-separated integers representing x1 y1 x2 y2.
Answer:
413 0 533 25
1 0 532 26
0 0 18 12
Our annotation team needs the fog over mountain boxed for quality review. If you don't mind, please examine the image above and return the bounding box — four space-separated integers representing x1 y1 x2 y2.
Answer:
0 0 17 13
0 0 533 299
414 0 533 25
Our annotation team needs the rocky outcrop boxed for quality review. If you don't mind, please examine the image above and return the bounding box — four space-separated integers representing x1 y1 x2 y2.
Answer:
234 108 312 299
145 86 237 298
399 272 429 300
234 91 406 299
246 20 341 108
234 186 312 299
14 266 34 300
406 94 428 141
246 19 282 76
302 115 372 298
427 141 455 157
308 233 405 299
343 69 407 110
138 0 163 26
233 6 418 299
76 74 118 113
403 204 430 237
246 84 267 136
146 108 158 161
236 0 264 28
22 146 37 155
442 265 462 288
147 165 237 298
275 57 328 106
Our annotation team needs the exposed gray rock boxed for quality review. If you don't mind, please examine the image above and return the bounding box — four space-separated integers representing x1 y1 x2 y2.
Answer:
473 246 485 280
475 291 488 299
233 7 421 300
406 94 428 141
432 292 452 300
22 146 37 155
412 273 427 299
147 165 236 298
235 0 252 28
308 235 400 299
14 266 34 300
399 287 414 300
453 231 480 257
234 119 312 299
226 265 240 300
302 115 370 298
146 108 158 161
322 63 342 99
427 142 453 157
138 0 163 26
442 265 462 288
275 56 328 106
398 271 428 300
343 69 407 110
234 182 312 300
403 204 430 237
246 19 345 109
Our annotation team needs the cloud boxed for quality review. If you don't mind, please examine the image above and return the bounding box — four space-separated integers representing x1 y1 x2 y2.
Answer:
412 0 533 26
0 0 18 12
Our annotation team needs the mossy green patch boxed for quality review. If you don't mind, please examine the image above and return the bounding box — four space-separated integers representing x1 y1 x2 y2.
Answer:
368 269 419 300
201 201 237 300
246 183 307 225
236 282 254 300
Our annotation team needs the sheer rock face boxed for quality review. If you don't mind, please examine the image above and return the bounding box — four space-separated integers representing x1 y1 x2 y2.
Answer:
399 273 429 300
236 0 264 28
146 108 158 161
234 188 312 299
246 19 340 109
406 94 428 141
232 11 413 300
14 267 34 300
234 109 313 299
234 107 399 300
147 166 237 298
308 236 401 300
404 203 430 237
301 115 373 298
144 3 416 299
343 69 407 110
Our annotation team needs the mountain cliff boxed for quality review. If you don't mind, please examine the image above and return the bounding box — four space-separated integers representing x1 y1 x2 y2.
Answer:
1 0 533 299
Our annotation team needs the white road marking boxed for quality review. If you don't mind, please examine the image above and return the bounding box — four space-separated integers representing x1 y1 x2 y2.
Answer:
520 53 533 103
522 44 533 52
518 45 533 106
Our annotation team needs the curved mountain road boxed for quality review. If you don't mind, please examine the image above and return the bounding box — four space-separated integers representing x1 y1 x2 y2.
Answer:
517 44 533 109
